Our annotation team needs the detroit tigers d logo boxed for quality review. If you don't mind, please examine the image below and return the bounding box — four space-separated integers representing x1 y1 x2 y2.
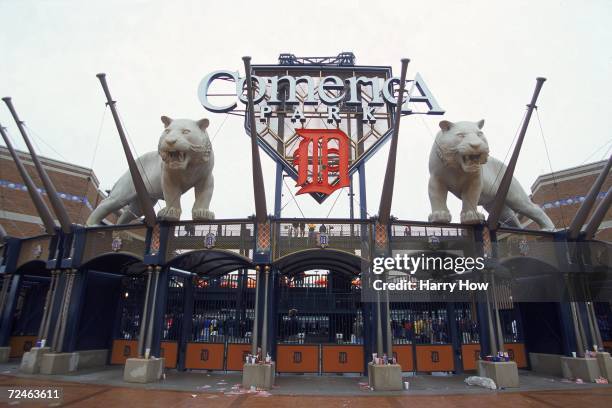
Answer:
292 128 350 196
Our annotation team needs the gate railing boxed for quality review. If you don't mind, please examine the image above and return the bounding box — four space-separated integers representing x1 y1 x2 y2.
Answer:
164 220 254 262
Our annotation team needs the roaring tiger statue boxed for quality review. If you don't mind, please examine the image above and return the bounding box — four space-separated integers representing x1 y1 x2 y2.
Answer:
427 119 554 230
86 116 214 225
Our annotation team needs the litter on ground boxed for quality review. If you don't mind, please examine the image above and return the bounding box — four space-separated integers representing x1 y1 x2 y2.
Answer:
464 376 497 390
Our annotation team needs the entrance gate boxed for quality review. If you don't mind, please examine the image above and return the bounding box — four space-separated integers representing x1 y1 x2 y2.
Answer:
110 275 146 364
276 271 365 374
183 272 255 371
160 274 185 368
8 277 49 358
390 302 454 373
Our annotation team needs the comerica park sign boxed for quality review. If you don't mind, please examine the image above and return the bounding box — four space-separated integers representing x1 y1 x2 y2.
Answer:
198 70 444 124
197 59 444 202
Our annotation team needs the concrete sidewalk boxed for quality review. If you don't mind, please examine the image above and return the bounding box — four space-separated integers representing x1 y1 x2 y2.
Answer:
0 361 610 397
0 373 611 407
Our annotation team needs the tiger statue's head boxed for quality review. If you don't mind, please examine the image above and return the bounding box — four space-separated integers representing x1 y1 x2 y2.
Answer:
158 116 212 170
435 120 489 173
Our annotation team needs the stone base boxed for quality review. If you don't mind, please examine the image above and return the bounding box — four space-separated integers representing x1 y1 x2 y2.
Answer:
0 347 10 363
76 349 108 370
529 353 563 377
39 353 79 375
561 357 601 382
367 363 403 391
123 358 164 383
478 360 519 388
242 363 275 390
20 347 51 374
595 352 612 381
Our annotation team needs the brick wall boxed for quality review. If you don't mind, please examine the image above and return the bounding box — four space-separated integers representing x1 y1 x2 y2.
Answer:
0 147 111 238
524 160 611 241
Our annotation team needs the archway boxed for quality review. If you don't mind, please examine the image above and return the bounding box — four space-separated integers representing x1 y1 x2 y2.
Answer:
162 249 254 372
272 249 367 375
2 260 50 359
75 252 147 367
500 256 564 365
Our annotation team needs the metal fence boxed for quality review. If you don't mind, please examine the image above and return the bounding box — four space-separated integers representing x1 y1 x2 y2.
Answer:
455 302 480 344
10 279 49 336
162 275 185 342
390 302 450 344
115 275 147 340
277 271 363 344
191 272 255 344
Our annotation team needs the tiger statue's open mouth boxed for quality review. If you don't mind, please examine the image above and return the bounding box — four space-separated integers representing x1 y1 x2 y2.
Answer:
458 151 488 172
160 149 188 169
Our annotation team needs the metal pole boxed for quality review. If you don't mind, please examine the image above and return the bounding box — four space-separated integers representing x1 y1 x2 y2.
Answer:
51 272 70 351
491 274 505 352
0 275 12 325
56 270 76 353
137 267 153 357
378 59 410 224
384 276 393 358
484 272 498 355
261 267 270 359
42 271 59 343
584 301 599 350
95 74 156 228
376 289 383 357
37 272 56 341
242 57 268 223
488 78 546 230
251 266 261 355
569 154 612 239
572 301 588 356
584 185 612 240
587 302 603 349
2 97 72 233
145 266 160 357
0 124 56 234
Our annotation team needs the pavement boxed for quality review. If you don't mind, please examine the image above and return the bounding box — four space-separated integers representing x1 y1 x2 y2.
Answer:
0 361 611 407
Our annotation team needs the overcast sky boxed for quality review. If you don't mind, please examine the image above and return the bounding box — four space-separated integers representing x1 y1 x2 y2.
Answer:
1 0 610 223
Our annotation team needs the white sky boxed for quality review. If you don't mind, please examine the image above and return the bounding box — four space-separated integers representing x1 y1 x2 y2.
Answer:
1 0 611 223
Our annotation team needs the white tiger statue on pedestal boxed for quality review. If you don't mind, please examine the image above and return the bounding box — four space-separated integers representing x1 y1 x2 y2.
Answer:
86 116 214 225
427 119 554 230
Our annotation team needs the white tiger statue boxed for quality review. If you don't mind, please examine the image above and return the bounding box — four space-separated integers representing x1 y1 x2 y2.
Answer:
428 119 554 230
86 116 214 225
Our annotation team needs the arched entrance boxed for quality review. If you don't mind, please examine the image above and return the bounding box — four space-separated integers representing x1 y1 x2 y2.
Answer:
164 249 255 372
500 256 563 367
272 249 367 375
76 252 147 367
2 260 50 358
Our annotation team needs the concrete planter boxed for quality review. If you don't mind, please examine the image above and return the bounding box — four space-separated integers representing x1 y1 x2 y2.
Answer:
367 363 403 391
560 356 601 382
0 347 10 363
20 347 51 374
39 352 79 375
595 352 611 381
123 358 165 383
478 360 519 388
242 363 275 390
